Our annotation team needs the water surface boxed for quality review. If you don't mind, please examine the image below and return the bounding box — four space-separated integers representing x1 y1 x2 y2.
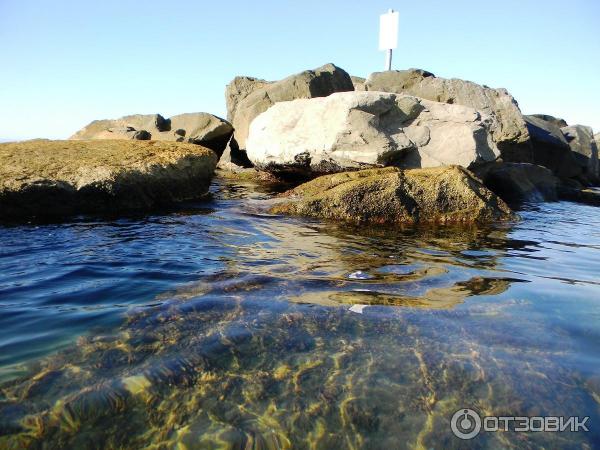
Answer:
0 175 599 449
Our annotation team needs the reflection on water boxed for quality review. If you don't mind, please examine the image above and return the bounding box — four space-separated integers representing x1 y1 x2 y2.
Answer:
0 175 599 449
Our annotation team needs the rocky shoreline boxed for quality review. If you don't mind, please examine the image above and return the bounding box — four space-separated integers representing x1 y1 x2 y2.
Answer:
2 63 598 222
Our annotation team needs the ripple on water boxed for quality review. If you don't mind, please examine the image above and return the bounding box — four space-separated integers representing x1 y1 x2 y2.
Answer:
0 177 599 448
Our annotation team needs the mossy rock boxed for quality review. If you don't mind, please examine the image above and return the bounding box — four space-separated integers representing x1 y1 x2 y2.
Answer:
0 139 218 219
270 166 515 225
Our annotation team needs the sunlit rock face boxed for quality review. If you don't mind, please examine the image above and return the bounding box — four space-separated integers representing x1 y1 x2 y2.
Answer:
246 91 500 178
270 166 515 225
0 139 218 219
365 69 532 163
226 63 354 151
70 112 233 156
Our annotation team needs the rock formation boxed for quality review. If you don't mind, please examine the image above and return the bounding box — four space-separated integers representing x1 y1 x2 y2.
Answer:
364 69 531 162
70 113 233 156
270 166 515 225
225 63 354 150
473 162 559 203
524 115 583 180
245 91 499 177
0 140 217 219
561 125 599 184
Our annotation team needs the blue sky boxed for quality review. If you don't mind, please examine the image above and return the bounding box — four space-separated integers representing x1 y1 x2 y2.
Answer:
1 0 599 140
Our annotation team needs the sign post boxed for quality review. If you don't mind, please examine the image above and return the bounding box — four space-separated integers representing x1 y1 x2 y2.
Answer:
379 9 399 71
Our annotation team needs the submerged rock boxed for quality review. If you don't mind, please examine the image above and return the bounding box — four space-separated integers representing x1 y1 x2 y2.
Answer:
0 140 217 219
71 112 233 156
246 91 500 178
225 63 354 150
270 166 515 225
473 162 559 203
364 69 531 162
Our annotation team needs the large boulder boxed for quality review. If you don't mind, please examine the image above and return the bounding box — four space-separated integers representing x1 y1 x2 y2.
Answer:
270 166 515 225
225 76 270 123
245 91 500 178
70 113 233 156
0 140 217 219
561 125 599 184
364 69 531 162
225 63 354 150
473 162 559 203
524 115 583 180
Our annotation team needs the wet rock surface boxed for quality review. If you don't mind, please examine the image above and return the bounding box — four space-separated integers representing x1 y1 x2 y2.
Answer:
473 162 559 203
0 175 599 449
270 166 515 225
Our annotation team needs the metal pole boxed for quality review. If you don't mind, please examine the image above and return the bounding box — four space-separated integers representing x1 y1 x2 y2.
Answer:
385 9 394 71
385 48 392 71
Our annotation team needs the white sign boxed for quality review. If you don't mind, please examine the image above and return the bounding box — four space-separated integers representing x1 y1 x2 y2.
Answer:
379 10 399 50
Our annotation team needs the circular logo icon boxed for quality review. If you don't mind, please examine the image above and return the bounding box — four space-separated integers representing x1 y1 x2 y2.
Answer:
451 408 482 440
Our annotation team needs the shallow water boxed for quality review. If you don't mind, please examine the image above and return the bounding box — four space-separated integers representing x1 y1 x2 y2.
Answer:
0 175 599 449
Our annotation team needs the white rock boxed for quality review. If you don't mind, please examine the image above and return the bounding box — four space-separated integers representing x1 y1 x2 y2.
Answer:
246 91 500 176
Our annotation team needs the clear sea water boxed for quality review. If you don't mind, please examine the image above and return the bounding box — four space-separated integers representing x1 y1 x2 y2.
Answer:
0 174 599 449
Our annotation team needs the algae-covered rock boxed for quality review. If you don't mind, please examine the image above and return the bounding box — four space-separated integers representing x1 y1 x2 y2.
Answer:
270 166 515 225
0 139 218 219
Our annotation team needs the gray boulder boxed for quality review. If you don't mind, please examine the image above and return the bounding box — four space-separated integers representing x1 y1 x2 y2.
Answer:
217 136 254 171
473 162 559 203
225 63 354 150
365 69 531 162
70 113 233 156
351 76 366 91
530 114 568 128
524 115 583 180
245 91 500 178
561 125 599 184
225 76 270 123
